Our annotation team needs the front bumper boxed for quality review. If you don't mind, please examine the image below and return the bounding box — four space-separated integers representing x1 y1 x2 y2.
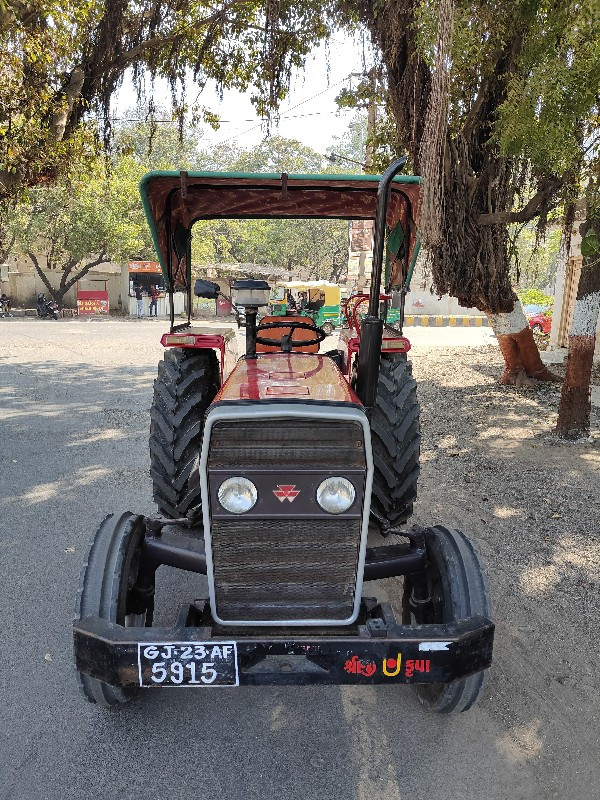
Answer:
74 599 494 688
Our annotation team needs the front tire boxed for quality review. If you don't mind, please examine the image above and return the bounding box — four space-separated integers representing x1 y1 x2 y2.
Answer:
149 348 220 519
75 513 151 706
402 525 492 713
370 354 420 528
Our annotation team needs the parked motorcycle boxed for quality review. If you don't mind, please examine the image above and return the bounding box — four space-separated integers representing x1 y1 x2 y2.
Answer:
36 293 59 320
0 293 12 317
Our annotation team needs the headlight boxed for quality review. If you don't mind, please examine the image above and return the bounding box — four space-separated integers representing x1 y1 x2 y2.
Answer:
316 477 356 514
218 477 258 514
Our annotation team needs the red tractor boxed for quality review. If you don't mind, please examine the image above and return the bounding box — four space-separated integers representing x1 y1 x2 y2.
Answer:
74 160 493 712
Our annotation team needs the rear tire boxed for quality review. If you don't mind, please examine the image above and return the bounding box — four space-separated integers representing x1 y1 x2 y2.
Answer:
370 354 420 527
149 348 220 519
402 525 492 713
75 513 151 706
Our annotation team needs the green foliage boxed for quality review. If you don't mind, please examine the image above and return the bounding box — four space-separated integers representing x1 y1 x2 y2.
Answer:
495 1 600 178
325 114 367 171
0 0 340 203
195 135 326 174
112 108 202 170
192 217 348 281
517 288 554 308
0 2 99 199
12 154 154 271
510 225 561 290
191 135 348 279
411 0 600 182
333 79 399 173
229 135 325 173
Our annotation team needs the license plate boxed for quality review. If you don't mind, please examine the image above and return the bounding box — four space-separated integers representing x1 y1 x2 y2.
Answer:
137 641 239 687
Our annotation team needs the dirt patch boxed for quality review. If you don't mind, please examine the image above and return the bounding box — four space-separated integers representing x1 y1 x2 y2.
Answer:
406 343 600 742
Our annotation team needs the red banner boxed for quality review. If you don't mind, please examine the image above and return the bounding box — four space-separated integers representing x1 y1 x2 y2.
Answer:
77 289 109 315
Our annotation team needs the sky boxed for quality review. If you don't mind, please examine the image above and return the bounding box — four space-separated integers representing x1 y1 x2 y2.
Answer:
114 31 370 157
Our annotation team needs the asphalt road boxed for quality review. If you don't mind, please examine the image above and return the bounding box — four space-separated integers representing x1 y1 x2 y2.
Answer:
0 318 596 800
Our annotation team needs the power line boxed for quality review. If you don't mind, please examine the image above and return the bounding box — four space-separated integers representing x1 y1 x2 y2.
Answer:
210 73 354 147
110 109 349 126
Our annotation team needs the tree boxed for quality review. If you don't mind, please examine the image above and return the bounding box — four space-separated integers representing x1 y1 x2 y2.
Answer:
12 156 153 307
230 135 325 173
337 0 599 384
191 136 349 279
112 107 202 170
0 0 336 208
510 226 561 292
556 167 600 438
193 217 348 280
326 113 368 171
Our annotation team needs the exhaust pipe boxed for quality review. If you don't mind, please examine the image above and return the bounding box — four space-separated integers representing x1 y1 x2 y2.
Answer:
356 157 408 408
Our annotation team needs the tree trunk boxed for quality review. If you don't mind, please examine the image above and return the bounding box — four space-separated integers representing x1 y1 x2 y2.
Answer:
28 252 109 309
486 300 561 385
556 213 600 437
357 0 560 383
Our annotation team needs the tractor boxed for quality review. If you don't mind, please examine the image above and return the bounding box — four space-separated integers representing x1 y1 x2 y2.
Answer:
73 159 493 712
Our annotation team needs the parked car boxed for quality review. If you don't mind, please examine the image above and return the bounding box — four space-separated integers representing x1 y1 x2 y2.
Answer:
527 309 552 335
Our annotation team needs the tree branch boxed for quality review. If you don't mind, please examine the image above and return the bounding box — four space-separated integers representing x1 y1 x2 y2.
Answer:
0 228 16 263
59 258 79 290
61 253 109 294
479 176 564 225
106 0 254 73
461 78 489 139
28 251 54 296
50 67 85 142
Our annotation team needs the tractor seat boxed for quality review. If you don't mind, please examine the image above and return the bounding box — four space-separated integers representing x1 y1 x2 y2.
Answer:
255 315 320 354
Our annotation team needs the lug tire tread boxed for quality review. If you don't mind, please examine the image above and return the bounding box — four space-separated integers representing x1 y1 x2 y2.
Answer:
149 349 219 519
413 525 492 714
75 512 145 706
370 354 420 526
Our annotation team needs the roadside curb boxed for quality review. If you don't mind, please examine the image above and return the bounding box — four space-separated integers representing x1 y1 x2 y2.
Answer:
404 315 489 327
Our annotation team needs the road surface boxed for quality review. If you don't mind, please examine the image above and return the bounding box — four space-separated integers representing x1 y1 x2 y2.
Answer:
0 318 597 800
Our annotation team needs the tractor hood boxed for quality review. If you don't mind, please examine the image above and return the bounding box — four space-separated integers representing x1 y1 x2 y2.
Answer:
139 171 421 291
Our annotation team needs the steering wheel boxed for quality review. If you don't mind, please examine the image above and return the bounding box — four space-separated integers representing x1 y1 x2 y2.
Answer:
255 320 326 352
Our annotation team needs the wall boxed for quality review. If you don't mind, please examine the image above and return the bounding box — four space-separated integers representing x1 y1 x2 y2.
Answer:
3 265 124 310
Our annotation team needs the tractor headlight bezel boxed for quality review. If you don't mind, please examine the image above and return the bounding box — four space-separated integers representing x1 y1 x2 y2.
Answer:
316 477 356 514
217 477 258 514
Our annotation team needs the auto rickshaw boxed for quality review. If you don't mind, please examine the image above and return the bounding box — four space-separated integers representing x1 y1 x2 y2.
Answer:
270 280 342 335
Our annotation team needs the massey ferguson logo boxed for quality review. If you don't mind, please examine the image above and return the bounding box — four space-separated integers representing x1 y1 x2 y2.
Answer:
273 484 300 502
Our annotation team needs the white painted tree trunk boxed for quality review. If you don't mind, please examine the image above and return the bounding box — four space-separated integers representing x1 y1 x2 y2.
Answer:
486 299 559 385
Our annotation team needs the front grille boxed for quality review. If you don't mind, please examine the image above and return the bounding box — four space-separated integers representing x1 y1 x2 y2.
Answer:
210 518 361 621
208 419 365 468
206 416 366 623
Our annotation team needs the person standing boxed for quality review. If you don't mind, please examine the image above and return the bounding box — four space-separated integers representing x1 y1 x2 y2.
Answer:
149 285 159 317
135 285 143 318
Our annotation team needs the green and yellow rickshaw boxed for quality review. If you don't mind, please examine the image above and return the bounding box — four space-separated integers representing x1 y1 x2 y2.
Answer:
269 280 342 335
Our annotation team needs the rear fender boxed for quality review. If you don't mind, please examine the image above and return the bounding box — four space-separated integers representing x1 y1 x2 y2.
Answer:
160 332 226 380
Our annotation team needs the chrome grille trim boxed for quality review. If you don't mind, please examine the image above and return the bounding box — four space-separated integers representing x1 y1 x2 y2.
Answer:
200 403 373 627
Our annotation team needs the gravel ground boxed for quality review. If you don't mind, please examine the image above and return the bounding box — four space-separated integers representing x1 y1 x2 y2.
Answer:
0 318 599 800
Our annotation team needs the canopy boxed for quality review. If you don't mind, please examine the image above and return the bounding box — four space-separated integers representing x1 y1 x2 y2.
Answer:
139 171 422 292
